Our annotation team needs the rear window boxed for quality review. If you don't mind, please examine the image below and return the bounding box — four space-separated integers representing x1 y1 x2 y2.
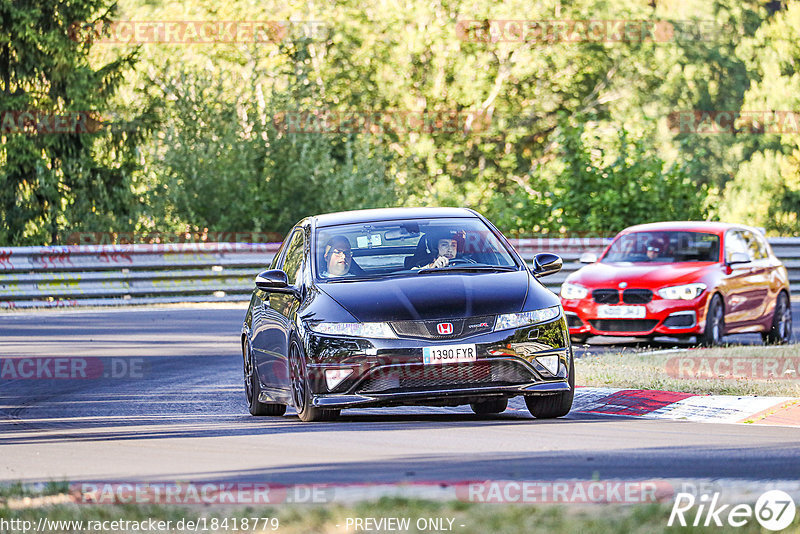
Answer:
602 231 720 263
315 218 519 280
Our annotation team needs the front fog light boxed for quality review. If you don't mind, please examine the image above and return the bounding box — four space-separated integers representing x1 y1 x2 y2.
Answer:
325 369 353 390
537 355 560 375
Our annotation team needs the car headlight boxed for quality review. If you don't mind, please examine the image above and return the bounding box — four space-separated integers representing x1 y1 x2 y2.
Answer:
657 283 707 300
495 306 561 331
307 321 397 339
560 283 589 300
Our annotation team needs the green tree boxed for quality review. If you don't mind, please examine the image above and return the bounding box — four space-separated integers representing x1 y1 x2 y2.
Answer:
0 0 147 245
718 0 800 234
548 118 707 235
143 44 395 235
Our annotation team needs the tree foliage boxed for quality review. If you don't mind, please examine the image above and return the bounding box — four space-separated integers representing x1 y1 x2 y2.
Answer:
3 0 800 245
0 0 150 245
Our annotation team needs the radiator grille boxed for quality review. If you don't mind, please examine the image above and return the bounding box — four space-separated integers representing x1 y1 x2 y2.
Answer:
622 289 653 304
566 314 585 328
391 316 495 339
355 360 535 394
592 289 619 304
590 319 658 333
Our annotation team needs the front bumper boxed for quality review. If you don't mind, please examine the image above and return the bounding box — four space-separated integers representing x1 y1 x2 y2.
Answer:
561 293 709 338
300 316 572 408
312 380 571 409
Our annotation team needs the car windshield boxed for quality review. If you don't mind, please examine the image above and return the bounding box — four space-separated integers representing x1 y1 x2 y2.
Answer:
315 218 519 280
602 231 720 263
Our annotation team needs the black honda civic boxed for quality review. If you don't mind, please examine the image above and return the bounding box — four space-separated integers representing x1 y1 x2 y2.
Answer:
241 207 573 421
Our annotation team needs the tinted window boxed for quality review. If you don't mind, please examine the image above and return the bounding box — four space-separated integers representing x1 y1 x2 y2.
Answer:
602 231 720 263
315 218 519 280
282 230 305 286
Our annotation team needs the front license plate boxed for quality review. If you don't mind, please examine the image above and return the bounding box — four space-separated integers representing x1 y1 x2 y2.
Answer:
597 305 646 319
423 344 477 364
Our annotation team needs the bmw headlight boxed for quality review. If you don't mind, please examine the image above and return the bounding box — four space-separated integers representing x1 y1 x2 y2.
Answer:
307 321 397 339
657 283 706 300
495 306 561 331
560 283 589 300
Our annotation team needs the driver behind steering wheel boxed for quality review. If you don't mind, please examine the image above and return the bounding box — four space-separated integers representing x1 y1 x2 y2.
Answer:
413 229 464 269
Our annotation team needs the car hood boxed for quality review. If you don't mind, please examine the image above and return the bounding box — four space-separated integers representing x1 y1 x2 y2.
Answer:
317 271 531 322
568 262 714 288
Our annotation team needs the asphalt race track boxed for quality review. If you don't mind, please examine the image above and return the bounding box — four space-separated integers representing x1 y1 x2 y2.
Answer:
1 306 799 488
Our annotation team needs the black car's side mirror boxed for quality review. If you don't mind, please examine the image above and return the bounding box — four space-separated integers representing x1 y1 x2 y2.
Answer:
727 252 751 265
532 253 563 277
255 269 300 297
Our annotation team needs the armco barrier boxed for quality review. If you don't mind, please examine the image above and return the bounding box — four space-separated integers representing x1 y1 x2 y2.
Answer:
0 238 798 308
0 243 279 308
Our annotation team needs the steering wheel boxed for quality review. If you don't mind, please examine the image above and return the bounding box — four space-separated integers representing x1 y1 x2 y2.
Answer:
447 257 478 265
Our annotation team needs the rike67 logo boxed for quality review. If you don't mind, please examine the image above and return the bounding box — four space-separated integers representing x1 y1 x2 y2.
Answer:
669 490 796 531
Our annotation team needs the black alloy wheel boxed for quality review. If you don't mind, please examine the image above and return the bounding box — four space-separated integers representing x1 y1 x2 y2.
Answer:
700 294 724 346
289 342 339 422
763 292 792 345
525 353 575 419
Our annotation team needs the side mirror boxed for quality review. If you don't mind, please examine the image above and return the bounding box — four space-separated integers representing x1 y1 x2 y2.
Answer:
255 269 299 297
727 252 750 265
579 252 598 264
532 253 563 277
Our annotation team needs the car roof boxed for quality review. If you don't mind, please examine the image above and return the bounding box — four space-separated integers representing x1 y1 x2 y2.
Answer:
617 221 764 236
312 207 479 228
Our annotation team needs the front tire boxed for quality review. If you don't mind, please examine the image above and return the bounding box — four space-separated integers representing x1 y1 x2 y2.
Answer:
699 294 724 346
763 292 792 345
244 342 287 416
289 342 339 422
525 352 574 419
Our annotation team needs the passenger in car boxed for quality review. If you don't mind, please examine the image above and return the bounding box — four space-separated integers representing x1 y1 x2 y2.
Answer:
321 236 354 277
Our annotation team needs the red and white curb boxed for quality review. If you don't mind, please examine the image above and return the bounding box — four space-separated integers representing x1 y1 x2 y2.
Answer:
573 387 800 426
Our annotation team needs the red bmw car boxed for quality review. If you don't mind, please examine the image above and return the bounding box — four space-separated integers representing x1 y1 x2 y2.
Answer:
560 222 791 345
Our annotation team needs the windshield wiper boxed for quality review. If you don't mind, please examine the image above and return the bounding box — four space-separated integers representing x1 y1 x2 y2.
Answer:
322 276 373 283
416 265 517 275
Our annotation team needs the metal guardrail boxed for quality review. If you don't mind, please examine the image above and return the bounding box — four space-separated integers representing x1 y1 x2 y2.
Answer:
1 238 798 308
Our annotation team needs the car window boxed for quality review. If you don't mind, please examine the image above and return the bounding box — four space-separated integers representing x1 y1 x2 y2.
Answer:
740 230 768 260
281 229 305 287
754 231 772 259
602 231 720 263
270 234 290 269
314 217 519 280
725 230 750 262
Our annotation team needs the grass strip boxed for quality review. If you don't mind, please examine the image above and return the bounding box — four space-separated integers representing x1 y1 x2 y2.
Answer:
576 344 800 397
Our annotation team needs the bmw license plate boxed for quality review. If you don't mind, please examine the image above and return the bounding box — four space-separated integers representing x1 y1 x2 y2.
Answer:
423 344 477 365
597 305 646 319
